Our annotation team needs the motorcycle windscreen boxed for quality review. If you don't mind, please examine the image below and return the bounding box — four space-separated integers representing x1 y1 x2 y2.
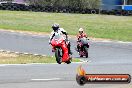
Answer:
80 38 88 44
53 33 65 41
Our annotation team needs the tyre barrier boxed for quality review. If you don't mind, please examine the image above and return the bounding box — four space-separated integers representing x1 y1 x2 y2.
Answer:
100 9 132 16
91 10 96 14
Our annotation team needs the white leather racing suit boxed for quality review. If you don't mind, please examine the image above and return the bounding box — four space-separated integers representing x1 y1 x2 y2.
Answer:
49 28 68 43
49 28 72 54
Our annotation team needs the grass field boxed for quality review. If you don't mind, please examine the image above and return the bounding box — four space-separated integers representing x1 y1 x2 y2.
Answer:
0 10 132 41
0 52 80 64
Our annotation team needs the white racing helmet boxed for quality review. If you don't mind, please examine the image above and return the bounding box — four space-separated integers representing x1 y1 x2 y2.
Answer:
79 28 84 32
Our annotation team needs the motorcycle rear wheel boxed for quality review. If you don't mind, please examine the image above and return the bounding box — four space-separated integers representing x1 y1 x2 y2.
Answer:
84 46 88 58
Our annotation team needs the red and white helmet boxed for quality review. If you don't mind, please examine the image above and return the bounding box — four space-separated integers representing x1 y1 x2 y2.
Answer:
79 28 84 32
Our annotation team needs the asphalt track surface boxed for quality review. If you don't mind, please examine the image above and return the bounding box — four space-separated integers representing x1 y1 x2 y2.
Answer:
0 30 132 88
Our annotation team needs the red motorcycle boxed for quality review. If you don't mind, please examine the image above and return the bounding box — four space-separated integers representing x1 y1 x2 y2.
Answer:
76 37 89 58
51 35 72 64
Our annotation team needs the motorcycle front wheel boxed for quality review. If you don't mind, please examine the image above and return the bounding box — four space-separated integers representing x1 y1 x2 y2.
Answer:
55 48 62 64
84 46 88 58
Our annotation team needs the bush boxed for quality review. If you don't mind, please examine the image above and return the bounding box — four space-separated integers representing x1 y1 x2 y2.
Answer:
25 0 101 9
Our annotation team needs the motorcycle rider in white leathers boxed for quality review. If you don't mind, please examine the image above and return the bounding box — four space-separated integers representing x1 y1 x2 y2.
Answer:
49 23 72 54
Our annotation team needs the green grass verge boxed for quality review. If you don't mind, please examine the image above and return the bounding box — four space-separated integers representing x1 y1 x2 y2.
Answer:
0 52 80 64
0 10 132 41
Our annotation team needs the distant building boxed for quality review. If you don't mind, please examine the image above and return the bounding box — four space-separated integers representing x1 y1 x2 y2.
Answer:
101 0 132 10
125 0 132 5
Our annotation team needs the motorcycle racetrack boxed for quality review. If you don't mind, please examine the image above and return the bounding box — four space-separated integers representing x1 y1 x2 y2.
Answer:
0 30 132 88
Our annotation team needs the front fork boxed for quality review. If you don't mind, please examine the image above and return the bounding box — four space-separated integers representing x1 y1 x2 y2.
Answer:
61 42 70 62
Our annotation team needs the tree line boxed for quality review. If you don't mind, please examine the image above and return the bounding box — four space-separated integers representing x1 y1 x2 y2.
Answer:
25 0 101 9
0 0 101 14
1 0 101 9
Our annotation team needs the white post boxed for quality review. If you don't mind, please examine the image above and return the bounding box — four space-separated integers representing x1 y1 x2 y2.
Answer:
122 0 126 9
124 0 126 5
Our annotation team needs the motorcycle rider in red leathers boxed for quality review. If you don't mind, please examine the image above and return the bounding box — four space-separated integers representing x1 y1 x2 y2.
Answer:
77 28 88 52
49 23 72 55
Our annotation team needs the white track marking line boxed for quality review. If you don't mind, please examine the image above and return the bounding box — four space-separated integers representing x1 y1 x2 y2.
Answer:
31 78 61 81
0 65 7 67
0 61 84 66
93 40 132 44
0 64 32 66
